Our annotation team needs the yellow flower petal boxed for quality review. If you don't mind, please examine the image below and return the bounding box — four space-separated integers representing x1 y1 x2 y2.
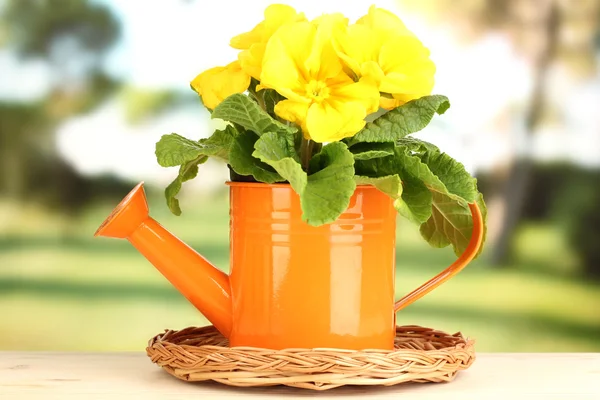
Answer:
274 99 310 134
379 35 431 73
330 76 380 114
238 43 265 80
392 91 428 104
380 69 435 97
230 4 305 50
260 13 382 142
306 13 348 80
356 5 409 36
376 35 435 97
190 61 250 110
379 95 403 110
331 6 435 109
306 100 367 143
260 22 313 94
311 12 348 27
333 23 378 78
263 4 306 34
359 61 385 88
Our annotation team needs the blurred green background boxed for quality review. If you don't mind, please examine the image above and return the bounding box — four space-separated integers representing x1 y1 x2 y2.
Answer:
1 0 599 352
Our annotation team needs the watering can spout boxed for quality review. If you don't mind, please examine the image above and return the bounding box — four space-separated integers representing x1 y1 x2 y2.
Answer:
94 182 233 338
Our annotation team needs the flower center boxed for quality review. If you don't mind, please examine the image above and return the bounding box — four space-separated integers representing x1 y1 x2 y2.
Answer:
305 80 330 103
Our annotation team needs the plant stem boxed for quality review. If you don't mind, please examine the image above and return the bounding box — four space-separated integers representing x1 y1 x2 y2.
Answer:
313 142 322 155
255 92 266 111
248 84 266 111
300 138 314 172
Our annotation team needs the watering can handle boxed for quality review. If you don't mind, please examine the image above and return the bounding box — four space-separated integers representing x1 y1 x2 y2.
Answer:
394 202 484 312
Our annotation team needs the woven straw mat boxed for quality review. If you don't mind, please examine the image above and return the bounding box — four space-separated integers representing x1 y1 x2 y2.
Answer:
146 325 475 391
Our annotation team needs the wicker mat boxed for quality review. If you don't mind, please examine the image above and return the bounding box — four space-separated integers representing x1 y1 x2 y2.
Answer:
146 325 475 391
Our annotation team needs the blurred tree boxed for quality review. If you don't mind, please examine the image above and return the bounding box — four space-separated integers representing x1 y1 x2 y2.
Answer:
1 0 121 112
0 102 49 200
490 0 561 266
479 163 600 280
398 0 600 266
118 85 189 125
0 0 121 209
3 0 117 51
565 179 600 280
0 0 204 227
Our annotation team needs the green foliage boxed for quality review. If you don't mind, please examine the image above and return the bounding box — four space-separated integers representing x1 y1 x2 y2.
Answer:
156 133 206 167
419 192 469 255
254 134 356 225
355 174 403 205
416 146 478 203
164 156 207 216
475 192 488 257
346 95 450 146
253 132 305 192
156 128 236 167
198 126 237 162
155 91 486 256
349 142 395 160
301 143 356 225
155 127 238 214
261 89 285 116
229 130 284 183
212 93 295 136
356 137 485 255
420 190 487 257
355 147 436 223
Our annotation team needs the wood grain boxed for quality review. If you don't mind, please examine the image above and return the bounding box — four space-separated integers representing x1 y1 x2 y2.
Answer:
1 352 599 399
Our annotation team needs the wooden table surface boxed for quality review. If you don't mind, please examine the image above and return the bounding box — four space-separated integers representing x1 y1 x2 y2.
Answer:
1 352 599 399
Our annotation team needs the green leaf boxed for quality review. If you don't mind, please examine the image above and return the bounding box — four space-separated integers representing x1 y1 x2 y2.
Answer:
419 185 487 257
396 137 439 154
156 127 237 167
357 141 485 254
252 132 306 193
302 142 356 226
157 127 238 215
349 142 395 160
347 95 450 146
164 155 208 215
393 150 455 198
418 148 478 203
355 174 403 205
197 125 237 162
475 191 488 257
155 133 205 167
395 139 478 203
419 192 464 251
212 93 295 136
229 130 284 183
355 148 433 224
189 85 211 112
397 178 433 224
254 137 356 226
262 89 285 116
419 191 485 256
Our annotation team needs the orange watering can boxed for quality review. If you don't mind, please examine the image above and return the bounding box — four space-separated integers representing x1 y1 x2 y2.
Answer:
95 182 483 350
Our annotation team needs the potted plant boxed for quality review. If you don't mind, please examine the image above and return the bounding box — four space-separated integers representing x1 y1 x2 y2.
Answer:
95 3 486 351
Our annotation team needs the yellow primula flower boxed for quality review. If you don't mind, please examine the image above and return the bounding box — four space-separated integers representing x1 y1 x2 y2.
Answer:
231 4 306 80
190 61 251 110
259 16 379 143
356 5 409 36
334 6 435 109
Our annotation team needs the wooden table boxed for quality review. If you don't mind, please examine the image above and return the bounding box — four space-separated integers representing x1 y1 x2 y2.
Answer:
1 353 599 399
